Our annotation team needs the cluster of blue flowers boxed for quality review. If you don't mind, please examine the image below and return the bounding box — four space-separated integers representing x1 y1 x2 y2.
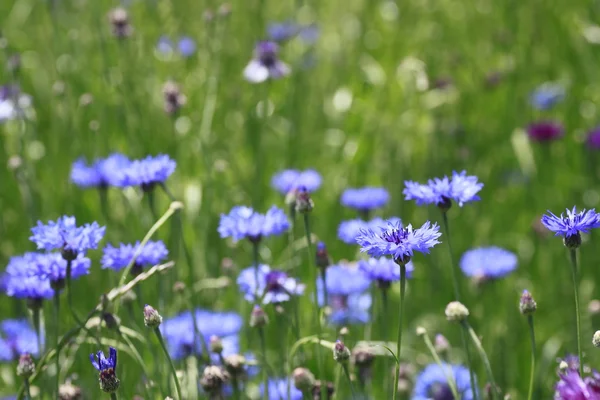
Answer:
70 153 176 191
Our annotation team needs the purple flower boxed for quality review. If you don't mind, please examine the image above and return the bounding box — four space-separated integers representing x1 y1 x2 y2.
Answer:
70 153 131 188
218 205 289 242
29 252 91 284
0 320 42 360
404 171 483 208
541 207 600 238
178 36 196 57
356 219 441 263
337 217 401 245
271 169 322 194
101 240 168 271
122 154 176 189
358 257 414 284
527 120 564 142
237 264 304 304
243 41 290 83
555 369 600 400
30 216 105 255
587 128 600 150
530 83 565 110
2 253 55 299
267 21 300 42
459 247 518 279
341 187 389 212
156 36 173 53
413 363 476 400
90 346 118 372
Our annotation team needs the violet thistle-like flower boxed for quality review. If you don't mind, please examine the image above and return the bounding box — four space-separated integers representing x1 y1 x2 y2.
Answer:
587 127 600 150
243 41 290 83
30 216 105 257
526 120 564 142
90 347 120 393
295 186 314 214
121 154 176 192
237 264 305 304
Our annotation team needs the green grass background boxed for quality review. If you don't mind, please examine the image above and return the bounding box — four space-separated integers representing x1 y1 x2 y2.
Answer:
2 0 600 398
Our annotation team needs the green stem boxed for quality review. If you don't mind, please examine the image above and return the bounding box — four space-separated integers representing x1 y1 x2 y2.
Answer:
23 378 31 400
253 241 261 302
381 287 390 395
342 364 358 399
31 306 43 355
110 393 118 400
441 211 461 301
460 326 478 400
118 330 155 398
391 263 407 400
259 327 269 400
569 249 584 377
303 213 324 399
185 293 211 365
53 290 60 399
320 268 328 309
526 315 536 400
66 259 102 347
154 327 183 400
422 332 460 399
464 321 498 399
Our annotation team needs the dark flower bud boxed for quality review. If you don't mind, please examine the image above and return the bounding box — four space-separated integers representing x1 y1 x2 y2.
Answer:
434 334 450 355
59 381 82 400
519 290 537 315
143 304 163 328
437 196 452 213
162 80 186 116
293 367 315 392
26 297 43 311
249 305 268 328
17 353 35 378
50 278 66 291
102 312 120 331
108 7 132 38
200 365 230 395
316 242 331 270
445 301 469 322
564 233 582 249
224 354 247 378
61 248 78 262
295 187 314 214
210 335 223 354
172 281 186 294
333 340 351 364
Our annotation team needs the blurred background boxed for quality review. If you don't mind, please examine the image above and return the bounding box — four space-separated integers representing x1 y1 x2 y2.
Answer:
2 0 600 398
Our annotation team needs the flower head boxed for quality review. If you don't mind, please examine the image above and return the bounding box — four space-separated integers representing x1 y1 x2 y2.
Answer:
28 252 90 284
530 83 565 110
554 368 600 400
412 363 476 400
244 41 290 83
237 264 304 304
178 36 196 57
261 378 303 400
101 240 168 271
340 187 389 212
268 21 300 42
356 219 441 263
0 320 42 361
587 128 600 150
161 309 242 360
404 171 483 208
218 205 289 242
337 217 400 245
459 246 518 280
30 216 105 255
70 154 130 188
358 257 414 286
519 290 537 315
541 207 600 244
3 253 55 300
90 347 120 393
271 169 322 195
527 120 564 142
156 36 173 53
122 154 176 190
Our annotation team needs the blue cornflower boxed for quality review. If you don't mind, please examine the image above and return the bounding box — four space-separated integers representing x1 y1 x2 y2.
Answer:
30 216 105 255
317 263 372 325
358 257 414 286
156 36 173 53
3 253 55 299
530 83 565 110
356 219 441 263
404 171 483 208
337 217 400 245
271 169 322 194
237 264 305 304
267 21 300 42
29 252 91 284
178 36 196 57
161 309 242 360
101 240 168 272
0 319 42 361
70 153 130 188
412 363 475 400
541 207 600 240
122 154 176 190
555 369 600 400
90 347 120 393
341 187 390 212
218 205 289 243
244 41 291 83
459 246 518 280
261 378 303 400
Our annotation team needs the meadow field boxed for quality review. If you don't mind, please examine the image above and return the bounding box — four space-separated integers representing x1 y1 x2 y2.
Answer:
2 0 600 398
